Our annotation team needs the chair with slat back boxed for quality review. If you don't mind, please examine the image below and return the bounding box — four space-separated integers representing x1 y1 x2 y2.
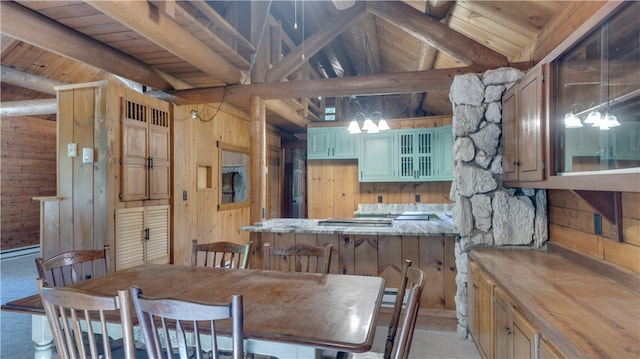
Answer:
36 278 140 359
391 265 425 359
35 245 112 287
263 243 333 274
130 286 244 359
191 240 252 269
347 259 425 359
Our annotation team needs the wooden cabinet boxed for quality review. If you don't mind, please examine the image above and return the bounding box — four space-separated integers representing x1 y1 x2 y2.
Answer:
121 97 171 201
469 260 494 359
307 126 358 159
503 66 545 182
49 81 171 261
114 205 170 270
358 126 453 182
494 287 539 359
359 132 396 181
470 257 558 359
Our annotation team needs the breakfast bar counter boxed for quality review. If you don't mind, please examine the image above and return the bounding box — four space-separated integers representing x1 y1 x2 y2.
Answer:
239 212 457 237
241 204 459 331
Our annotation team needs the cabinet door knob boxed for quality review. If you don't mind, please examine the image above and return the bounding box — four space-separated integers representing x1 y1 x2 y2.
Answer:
504 326 512 336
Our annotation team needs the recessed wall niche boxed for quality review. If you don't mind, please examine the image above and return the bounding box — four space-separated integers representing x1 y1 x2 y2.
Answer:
197 163 213 191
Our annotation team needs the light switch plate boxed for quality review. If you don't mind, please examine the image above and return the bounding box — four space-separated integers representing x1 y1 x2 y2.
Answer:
67 143 77 158
82 148 93 163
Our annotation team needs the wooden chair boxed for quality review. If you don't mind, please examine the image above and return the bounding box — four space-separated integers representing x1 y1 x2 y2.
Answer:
191 240 252 269
391 264 426 359
37 278 138 359
35 245 112 287
263 242 333 274
349 260 426 359
130 286 244 359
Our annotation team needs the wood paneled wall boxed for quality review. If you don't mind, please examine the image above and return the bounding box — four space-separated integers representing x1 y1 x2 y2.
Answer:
1 116 56 250
172 103 281 266
308 116 453 219
549 189 640 273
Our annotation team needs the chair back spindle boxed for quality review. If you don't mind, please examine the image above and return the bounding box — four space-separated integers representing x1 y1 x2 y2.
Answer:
191 240 252 269
37 278 136 359
130 286 244 359
263 243 333 274
35 245 112 287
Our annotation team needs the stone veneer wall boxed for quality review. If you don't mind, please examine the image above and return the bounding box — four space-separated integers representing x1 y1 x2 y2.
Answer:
448 68 549 337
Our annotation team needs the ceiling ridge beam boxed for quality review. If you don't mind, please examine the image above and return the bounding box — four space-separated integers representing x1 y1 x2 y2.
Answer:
366 1 508 67
266 2 366 83
86 0 246 85
0 1 175 91
151 62 534 105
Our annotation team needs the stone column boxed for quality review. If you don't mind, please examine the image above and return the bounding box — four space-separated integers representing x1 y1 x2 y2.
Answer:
449 68 549 337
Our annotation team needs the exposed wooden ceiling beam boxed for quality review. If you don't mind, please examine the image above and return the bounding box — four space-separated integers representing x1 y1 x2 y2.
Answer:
0 98 56 117
152 62 533 105
266 2 365 83
367 1 508 67
362 13 382 75
185 0 256 53
86 0 246 85
0 1 175 91
265 100 308 128
1 66 64 96
153 0 251 69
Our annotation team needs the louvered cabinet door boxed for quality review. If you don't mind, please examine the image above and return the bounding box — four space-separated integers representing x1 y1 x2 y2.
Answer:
115 205 170 270
115 207 145 270
121 99 149 201
148 107 170 199
145 205 170 264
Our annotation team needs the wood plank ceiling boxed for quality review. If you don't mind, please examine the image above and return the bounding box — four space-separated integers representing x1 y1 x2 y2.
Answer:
1 0 571 133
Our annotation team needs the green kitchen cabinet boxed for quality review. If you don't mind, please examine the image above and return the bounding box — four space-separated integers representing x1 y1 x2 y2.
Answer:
358 132 396 181
397 129 434 181
307 126 358 159
434 125 454 180
358 126 453 182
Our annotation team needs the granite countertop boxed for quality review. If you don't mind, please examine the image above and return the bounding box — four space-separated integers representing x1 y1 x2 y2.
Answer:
239 211 457 236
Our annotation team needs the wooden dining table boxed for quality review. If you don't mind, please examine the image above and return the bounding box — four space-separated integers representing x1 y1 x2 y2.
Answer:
2 264 386 358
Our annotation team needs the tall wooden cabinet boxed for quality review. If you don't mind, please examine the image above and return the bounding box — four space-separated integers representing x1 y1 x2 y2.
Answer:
121 97 171 201
43 80 171 267
502 66 545 182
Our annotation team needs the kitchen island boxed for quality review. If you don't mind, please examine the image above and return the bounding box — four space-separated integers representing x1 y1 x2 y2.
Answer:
241 207 459 330
239 212 456 236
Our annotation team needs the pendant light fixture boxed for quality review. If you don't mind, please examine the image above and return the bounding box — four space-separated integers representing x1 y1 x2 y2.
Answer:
347 111 389 134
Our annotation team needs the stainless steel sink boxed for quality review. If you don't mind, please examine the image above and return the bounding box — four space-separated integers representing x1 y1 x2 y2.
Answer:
318 218 393 226
355 212 439 221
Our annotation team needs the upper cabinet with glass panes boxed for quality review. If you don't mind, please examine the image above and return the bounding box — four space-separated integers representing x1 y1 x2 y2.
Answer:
555 2 639 175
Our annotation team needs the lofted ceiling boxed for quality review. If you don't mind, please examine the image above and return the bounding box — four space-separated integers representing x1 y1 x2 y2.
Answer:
1 1 582 133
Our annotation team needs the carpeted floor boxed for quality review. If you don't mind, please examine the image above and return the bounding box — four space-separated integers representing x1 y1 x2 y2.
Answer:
1 250 39 358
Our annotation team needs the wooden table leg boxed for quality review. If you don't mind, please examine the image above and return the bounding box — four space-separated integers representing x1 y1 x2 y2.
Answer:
32 315 53 359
